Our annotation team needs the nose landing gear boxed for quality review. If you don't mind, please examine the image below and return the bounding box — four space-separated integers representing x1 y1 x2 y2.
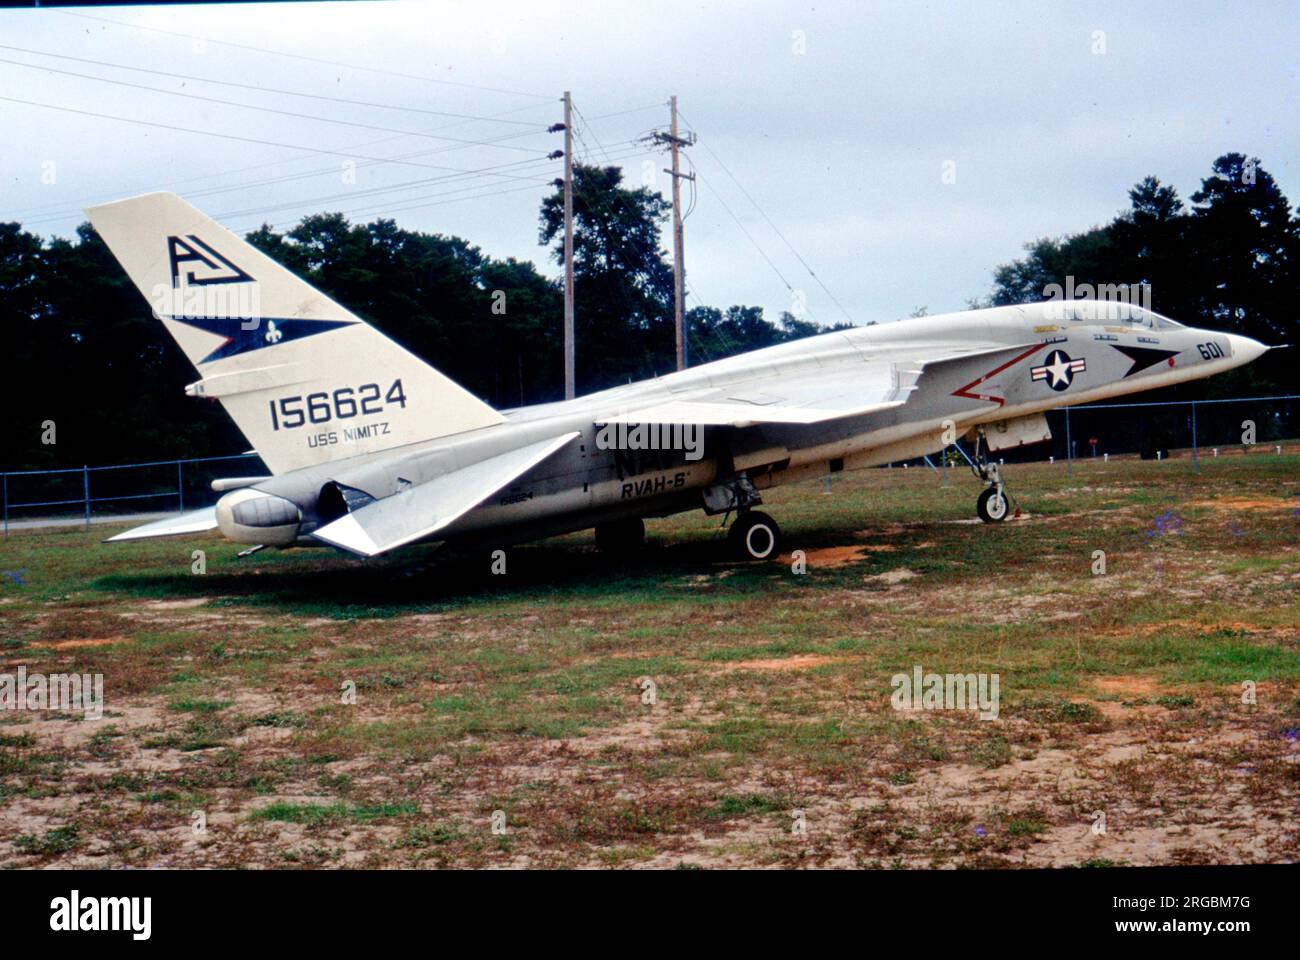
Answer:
970 431 1012 523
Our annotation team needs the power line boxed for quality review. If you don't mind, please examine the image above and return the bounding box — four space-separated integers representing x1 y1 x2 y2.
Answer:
222 181 553 230
570 102 614 165
690 166 818 324
9 101 555 223
0 56 548 151
210 161 561 220
190 141 641 211
60 10 552 101
209 146 643 229
0 94 556 181
585 104 664 122
16 137 645 232
211 146 655 222
0 44 546 126
679 110 854 325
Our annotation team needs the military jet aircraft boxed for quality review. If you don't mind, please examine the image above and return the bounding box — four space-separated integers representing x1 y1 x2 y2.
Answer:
89 192 1271 561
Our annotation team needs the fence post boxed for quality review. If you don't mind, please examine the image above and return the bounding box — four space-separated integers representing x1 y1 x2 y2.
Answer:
1065 407 1073 478
3 473 7 541
1191 400 1198 473
177 460 185 513
83 465 90 532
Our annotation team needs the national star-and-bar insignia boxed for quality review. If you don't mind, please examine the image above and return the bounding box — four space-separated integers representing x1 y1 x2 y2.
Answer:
166 315 355 364
1030 349 1086 391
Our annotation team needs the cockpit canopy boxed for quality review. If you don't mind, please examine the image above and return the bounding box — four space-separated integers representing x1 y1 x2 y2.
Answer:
1044 299 1184 330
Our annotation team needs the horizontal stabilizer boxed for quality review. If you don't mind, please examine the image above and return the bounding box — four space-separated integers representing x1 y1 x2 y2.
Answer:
104 507 218 542
312 432 580 557
211 476 274 492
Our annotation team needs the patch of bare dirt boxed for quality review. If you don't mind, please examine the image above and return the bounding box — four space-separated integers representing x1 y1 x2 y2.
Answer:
716 654 852 673
780 546 867 568
1184 496 1294 511
865 569 918 585
1093 675 1161 698
143 599 210 610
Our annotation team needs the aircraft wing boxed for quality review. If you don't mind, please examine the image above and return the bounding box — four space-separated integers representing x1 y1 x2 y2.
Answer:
595 342 1052 427
596 398 905 427
104 507 219 542
312 432 580 557
596 360 916 427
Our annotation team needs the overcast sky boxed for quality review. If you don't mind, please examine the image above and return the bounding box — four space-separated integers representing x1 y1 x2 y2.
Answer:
3 1 1297 327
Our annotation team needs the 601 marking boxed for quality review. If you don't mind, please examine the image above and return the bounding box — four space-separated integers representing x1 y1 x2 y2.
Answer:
269 380 407 431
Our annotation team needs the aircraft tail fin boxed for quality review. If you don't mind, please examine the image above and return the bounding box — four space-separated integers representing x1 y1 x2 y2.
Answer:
85 192 505 474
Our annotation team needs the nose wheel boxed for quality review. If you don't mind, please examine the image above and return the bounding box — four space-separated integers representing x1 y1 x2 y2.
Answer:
969 430 1012 523
976 487 1009 523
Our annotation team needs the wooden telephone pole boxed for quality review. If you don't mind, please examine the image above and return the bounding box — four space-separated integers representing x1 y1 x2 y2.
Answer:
562 90 575 399
649 96 695 371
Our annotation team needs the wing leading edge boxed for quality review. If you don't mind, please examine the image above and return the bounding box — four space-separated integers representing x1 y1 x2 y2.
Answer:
596 398 905 427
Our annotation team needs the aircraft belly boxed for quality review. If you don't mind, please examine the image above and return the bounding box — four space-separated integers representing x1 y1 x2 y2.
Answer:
437 479 593 539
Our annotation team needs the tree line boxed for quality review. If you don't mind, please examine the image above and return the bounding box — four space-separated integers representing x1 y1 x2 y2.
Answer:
984 152 1298 458
2 153 1296 471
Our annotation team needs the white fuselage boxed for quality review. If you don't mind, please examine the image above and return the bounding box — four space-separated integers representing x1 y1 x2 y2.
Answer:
239 300 1266 549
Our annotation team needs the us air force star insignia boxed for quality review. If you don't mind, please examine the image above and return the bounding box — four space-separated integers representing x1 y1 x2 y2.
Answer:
1030 349 1086 391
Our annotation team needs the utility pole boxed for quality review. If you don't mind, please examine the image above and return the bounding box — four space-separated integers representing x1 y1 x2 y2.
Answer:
648 96 695 371
562 91 575 399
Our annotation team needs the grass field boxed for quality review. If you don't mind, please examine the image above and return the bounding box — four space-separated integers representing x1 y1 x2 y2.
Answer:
1 454 1298 869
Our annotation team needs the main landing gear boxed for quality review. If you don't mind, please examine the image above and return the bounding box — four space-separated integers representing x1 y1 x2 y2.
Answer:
703 475 783 561
970 431 1012 523
728 510 782 561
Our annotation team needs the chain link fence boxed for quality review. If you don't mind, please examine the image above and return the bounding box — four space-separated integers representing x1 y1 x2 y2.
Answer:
5 395 1297 537
1053 394 1300 468
2 453 265 538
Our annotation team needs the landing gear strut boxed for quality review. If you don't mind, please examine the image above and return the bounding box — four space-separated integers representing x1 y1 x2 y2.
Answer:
970 431 1010 523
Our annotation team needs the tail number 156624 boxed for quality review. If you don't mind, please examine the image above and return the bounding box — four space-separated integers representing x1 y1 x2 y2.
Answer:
268 380 407 431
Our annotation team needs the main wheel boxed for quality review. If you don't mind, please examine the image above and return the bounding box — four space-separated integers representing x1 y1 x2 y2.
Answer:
595 517 645 554
728 511 781 561
976 487 1009 523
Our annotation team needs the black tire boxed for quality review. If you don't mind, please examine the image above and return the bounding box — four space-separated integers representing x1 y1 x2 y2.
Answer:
595 517 645 554
728 511 781 560
976 487 1009 523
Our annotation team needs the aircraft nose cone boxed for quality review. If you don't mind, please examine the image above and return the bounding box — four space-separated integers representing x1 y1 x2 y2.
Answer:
1227 333 1268 366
